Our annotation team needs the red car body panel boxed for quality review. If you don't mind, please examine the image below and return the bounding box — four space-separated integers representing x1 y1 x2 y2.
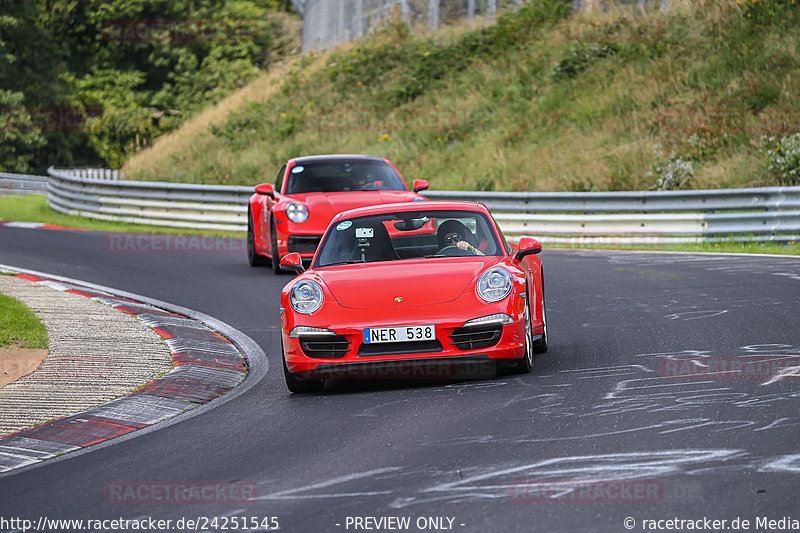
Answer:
280 201 545 382
249 155 427 265
323 258 490 308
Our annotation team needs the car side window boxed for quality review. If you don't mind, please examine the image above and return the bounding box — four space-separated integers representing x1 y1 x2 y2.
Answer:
487 212 512 255
274 165 286 193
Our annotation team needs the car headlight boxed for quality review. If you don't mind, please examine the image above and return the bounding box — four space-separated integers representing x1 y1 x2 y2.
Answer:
476 268 513 303
286 202 309 223
290 280 324 314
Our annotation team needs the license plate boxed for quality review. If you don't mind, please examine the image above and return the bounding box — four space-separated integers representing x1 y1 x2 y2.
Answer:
363 325 436 344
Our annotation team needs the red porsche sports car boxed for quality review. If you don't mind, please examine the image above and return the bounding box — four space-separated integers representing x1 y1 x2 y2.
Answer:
278 201 548 393
247 154 430 273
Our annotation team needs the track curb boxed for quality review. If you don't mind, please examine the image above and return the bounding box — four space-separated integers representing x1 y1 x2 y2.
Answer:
0 264 268 477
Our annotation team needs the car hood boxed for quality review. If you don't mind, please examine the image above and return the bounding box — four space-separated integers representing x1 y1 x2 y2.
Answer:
317 257 500 308
293 191 421 222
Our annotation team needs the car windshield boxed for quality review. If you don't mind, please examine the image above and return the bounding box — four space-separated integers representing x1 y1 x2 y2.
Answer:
284 160 407 194
314 210 504 268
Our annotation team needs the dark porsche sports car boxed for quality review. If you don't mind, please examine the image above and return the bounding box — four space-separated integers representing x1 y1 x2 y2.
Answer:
278 201 548 393
247 154 429 273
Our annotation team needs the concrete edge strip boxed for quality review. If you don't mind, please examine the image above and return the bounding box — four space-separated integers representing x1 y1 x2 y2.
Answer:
0 264 268 478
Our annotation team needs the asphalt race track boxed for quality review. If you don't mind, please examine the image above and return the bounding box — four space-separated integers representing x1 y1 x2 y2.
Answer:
1 226 799 532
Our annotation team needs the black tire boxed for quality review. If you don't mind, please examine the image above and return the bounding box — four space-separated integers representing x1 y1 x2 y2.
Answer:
513 299 534 374
270 219 284 274
282 344 324 393
247 209 268 267
533 272 548 354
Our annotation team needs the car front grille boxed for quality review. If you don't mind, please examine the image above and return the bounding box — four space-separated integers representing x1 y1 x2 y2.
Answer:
448 325 503 351
288 235 322 254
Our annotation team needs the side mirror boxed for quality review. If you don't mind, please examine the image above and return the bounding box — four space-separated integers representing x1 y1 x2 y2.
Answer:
280 252 305 274
514 237 542 262
412 179 430 193
255 183 275 199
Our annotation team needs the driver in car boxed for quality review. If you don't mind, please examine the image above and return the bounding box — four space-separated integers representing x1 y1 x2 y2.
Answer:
436 220 485 256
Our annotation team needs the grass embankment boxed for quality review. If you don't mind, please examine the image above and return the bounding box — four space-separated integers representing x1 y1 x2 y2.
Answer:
0 289 48 349
0 195 243 238
123 0 800 193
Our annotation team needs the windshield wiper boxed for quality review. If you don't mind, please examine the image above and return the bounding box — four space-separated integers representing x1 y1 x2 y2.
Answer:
321 259 366 267
424 254 448 258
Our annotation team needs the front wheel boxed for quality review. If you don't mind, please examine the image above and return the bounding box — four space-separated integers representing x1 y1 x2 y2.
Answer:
513 300 534 374
270 219 284 274
282 343 324 393
533 272 548 354
247 210 268 267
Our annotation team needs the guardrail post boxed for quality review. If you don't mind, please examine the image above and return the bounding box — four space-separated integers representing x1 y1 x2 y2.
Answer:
428 0 438 31
355 0 363 37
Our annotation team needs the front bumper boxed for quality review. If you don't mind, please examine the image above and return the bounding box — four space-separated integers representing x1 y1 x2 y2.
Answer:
287 235 322 258
281 293 529 379
273 218 324 262
300 355 499 380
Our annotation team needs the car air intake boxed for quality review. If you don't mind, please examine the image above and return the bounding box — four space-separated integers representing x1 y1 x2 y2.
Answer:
299 335 351 359
288 235 322 254
449 325 503 351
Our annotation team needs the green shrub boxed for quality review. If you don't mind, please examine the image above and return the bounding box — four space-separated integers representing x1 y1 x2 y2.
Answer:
740 0 800 26
649 145 694 190
764 133 800 185
0 90 46 173
553 44 618 79
329 0 571 105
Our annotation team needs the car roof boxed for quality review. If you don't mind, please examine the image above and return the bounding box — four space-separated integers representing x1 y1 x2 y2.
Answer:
290 154 387 164
333 201 485 221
